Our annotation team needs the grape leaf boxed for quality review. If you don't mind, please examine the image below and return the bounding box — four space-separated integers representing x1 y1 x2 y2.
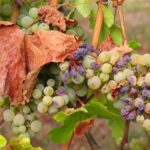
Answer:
38 5 66 31
111 24 123 45
0 135 7 148
53 111 68 122
102 5 114 28
49 111 90 143
109 119 125 145
74 0 91 18
128 40 141 50
99 22 111 43
49 99 122 143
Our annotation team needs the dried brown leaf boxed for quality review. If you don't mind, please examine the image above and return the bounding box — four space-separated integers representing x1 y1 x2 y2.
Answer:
0 22 26 104
98 36 115 51
74 119 94 136
38 5 66 31
25 30 79 71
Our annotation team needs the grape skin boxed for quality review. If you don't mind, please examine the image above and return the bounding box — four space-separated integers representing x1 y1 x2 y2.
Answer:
29 7 38 18
3 109 15 122
13 114 25 126
31 120 42 133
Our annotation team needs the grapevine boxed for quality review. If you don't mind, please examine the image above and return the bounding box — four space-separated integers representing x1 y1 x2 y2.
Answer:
0 0 150 150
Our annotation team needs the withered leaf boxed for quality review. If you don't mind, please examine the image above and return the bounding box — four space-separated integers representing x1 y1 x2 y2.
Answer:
25 30 79 71
0 21 26 104
38 5 66 31
98 36 115 51
74 119 94 136
0 21 80 105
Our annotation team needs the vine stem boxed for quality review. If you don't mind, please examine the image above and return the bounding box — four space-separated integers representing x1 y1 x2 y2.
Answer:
120 121 130 150
118 5 127 44
92 0 103 49
62 134 74 150
10 2 20 24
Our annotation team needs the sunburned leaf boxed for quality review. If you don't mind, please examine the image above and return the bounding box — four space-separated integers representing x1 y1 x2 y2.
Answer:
38 5 66 31
0 21 26 104
98 36 115 51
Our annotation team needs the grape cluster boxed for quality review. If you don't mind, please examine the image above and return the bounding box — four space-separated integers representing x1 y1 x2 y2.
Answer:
1 100 42 138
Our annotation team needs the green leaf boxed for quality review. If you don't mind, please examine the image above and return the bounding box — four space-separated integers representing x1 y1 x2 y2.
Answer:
67 8 75 19
74 0 91 18
99 22 110 43
85 100 122 120
102 5 114 28
49 111 90 143
111 24 123 45
0 135 7 148
90 4 98 29
53 112 68 122
9 136 42 150
128 40 141 50
109 119 125 145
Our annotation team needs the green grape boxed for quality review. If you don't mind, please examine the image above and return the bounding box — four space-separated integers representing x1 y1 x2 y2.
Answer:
32 89 42 99
21 16 34 28
145 103 150 114
107 93 114 101
35 83 44 91
2 4 12 16
42 96 53 106
37 102 48 113
26 114 36 121
31 120 42 133
39 23 49 31
47 79 55 87
12 126 19 134
59 61 69 71
137 77 145 86
52 96 65 108
48 105 58 114
101 63 112 74
31 23 39 32
62 95 69 105
101 83 111 94
129 138 148 150
136 115 144 123
72 74 84 85
145 73 150 85
21 132 30 138
86 69 94 79
67 88 76 102
114 72 126 83
0 97 5 107
28 129 36 137
18 125 26 133
87 76 101 90
108 80 117 89
29 7 38 18
99 73 109 82
50 64 60 75
98 52 110 63
83 55 96 69
77 85 88 97
123 69 134 78
23 106 30 114
13 114 25 126
44 86 54 96
3 109 15 122
131 54 139 65
142 119 150 132
109 51 120 65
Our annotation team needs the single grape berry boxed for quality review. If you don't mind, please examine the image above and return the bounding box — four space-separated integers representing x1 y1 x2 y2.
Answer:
29 7 38 18
31 120 42 133
101 63 112 74
13 114 25 126
87 76 101 90
42 96 53 106
44 86 54 96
